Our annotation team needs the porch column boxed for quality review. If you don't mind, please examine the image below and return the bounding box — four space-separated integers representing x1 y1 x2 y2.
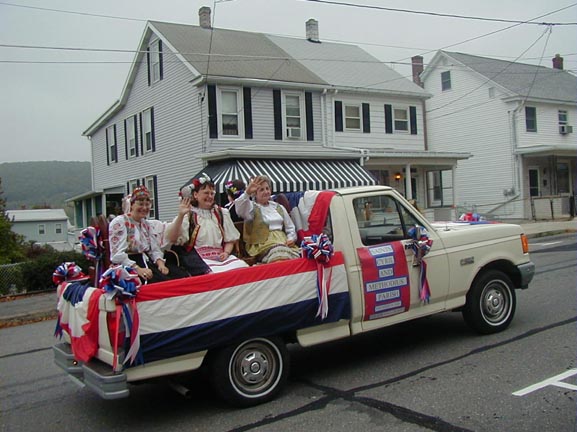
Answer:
452 165 457 220
405 163 413 200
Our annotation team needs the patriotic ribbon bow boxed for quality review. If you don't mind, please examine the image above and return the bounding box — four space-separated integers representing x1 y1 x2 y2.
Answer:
301 234 334 319
52 262 88 286
408 225 433 303
99 266 143 368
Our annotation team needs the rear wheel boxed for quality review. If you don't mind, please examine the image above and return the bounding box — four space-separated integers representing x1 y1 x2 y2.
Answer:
210 337 289 407
462 270 516 334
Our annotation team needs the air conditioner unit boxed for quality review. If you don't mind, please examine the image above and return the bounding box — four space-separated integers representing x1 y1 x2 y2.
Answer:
559 125 573 134
287 127 301 138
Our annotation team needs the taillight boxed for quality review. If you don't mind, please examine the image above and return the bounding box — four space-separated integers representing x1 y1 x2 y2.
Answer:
521 234 529 254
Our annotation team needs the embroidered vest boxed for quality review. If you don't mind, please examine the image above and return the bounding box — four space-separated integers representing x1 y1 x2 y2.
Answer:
186 206 225 251
243 204 285 245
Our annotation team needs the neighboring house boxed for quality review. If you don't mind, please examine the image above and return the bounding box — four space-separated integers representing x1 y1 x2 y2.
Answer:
73 7 469 226
6 209 74 251
421 51 576 220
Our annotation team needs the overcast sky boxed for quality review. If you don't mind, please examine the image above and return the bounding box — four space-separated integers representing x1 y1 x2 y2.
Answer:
1 0 575 163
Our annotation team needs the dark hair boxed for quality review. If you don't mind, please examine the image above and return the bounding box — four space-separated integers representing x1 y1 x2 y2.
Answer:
226 179 246 198
190 181 215 207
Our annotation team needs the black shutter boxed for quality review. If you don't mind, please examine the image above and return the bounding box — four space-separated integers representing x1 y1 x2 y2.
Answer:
243 87 253 139
273 89 282 140
334 101 343 132
139 112 144 154
150 107 156 151
158 40 163 81
384 104 393 134
305 92 314 141
207 85 218 139
113 124 118 162
134 116 139 156
106 127 110 166
126 181 130 195
124 119 128 159
409 106 417 135
146 47 151 86
153 175 159 218
362 103 370 133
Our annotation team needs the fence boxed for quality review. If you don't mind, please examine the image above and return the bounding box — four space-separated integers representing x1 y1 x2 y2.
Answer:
0 263 26 296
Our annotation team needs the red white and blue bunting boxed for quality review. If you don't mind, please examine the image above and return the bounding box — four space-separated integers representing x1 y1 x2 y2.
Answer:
408 226 433 303
79 226 105 283
301 233 334 320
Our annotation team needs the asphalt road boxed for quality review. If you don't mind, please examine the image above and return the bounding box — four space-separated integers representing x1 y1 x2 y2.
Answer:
1 233 575 432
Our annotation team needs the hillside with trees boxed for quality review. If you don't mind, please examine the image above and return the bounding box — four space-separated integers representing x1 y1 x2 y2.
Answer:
0 161 91 216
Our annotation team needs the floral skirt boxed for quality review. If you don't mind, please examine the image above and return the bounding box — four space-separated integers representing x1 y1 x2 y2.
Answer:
196 246 249 273
246 230 300 264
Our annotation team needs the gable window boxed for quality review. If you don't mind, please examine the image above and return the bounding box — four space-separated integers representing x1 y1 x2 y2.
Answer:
142 108 154 152
148 39 163 84
38 224 46 235
441 71 451 91
394 108 408 132
344 104 361 130
220 89 241 137
525 106 537 132
55 223 62 234
285 94 303 139
106 125 117 164
125 115 137 158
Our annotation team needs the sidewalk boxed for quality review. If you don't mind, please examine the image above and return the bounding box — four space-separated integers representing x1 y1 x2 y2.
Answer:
1 218 575 328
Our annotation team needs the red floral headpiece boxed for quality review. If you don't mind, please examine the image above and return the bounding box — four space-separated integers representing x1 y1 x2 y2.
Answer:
179 173 212 198
130 185 150 203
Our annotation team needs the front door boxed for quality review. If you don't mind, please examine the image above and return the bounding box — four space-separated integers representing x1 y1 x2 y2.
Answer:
529 167 540 197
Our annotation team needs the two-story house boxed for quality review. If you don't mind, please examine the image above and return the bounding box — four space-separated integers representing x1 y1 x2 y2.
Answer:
421 51 576 220
73 8 469 226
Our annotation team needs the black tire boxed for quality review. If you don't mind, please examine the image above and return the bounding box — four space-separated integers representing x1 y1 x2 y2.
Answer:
462 270 516 334
210 337 289 407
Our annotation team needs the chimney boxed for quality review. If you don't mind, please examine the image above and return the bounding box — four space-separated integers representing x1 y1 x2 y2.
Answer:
199 6 211 29
552 53 564 70
306 18 320 43
411 55 424 87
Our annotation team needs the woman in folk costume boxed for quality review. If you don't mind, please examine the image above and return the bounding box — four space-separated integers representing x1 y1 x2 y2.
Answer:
235 175 300 264
224 179 246 223
108 185 169 283
166 173 248 273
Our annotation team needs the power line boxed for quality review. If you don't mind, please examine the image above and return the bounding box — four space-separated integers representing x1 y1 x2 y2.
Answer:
302 0 577 26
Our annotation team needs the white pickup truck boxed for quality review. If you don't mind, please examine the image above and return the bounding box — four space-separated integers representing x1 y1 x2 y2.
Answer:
53 186 534 407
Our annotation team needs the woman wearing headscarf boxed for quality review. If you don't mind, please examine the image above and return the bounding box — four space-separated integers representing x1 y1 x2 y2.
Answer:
108 185 169 283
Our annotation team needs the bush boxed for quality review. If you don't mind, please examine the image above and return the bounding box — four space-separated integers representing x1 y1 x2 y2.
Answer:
20 250 92 292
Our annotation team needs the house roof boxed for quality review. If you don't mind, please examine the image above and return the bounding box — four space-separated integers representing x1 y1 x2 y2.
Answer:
6 209 69 222
424 51 577 104
84 20 428 135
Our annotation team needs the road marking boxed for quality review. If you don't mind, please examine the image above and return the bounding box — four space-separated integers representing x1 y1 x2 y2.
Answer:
529 241 562 247
513 369 577 396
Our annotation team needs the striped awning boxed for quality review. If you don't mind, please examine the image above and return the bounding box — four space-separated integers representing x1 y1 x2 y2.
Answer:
193 159 376 194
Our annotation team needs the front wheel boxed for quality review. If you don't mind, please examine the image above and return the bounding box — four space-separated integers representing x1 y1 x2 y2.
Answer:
210 337 289 407
462 270 516 334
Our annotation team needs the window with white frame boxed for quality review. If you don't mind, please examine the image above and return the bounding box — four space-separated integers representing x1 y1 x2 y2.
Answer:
106 125 117 163
285 94 303 139
142 108 154 152
149 39 162 83
128 180 139 196
55 223 62 234
220 89 241 137
525 106 537 132
441 71 451 91
145 176 156 219
394 108 409 132
558 110 568 126
38 224 46 235
126 115 137 157
344 104 361 130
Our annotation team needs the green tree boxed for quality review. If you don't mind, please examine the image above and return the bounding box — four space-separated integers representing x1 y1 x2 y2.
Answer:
0 178 26 264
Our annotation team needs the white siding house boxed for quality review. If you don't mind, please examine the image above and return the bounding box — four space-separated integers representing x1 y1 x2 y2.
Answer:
6 209 73 251
422 51 576 220
74 9 469 226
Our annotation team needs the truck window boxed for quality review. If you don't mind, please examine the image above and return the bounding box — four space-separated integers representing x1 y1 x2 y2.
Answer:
354 195 420 245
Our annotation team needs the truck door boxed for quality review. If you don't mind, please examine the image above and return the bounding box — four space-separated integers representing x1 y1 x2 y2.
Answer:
351 193 449 332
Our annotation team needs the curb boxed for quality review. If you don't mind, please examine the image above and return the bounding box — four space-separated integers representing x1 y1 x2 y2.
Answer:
0 310 58 329
525 229 577 239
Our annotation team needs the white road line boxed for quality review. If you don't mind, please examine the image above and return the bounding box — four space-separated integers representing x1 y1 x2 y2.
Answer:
513 369 577 396
529 241 563 247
